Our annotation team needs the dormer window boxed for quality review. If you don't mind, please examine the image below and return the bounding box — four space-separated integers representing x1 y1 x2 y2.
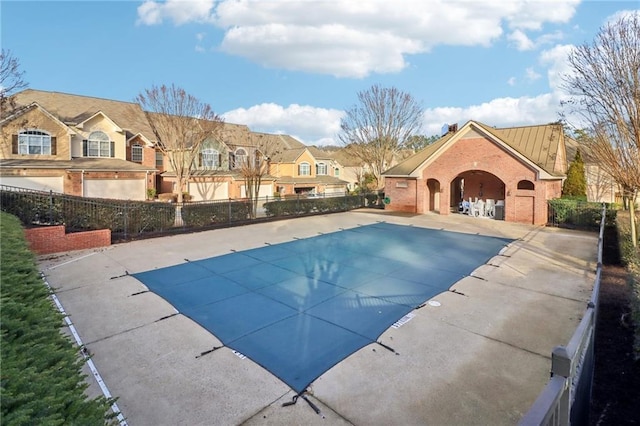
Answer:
235 148 247 167
17 130 53 155
84 131 113 157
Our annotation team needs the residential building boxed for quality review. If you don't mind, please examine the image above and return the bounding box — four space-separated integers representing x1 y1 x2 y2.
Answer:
383 121 568 225
1 89 348 201
1 90 157 200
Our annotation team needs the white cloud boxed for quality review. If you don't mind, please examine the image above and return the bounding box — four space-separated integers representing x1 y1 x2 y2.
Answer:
195 32 206 52
539 44 574 94
525 67 541 82
507 77 517 86
137 0 581 78
136 0 215 26
604 9 640 25
222 103 344 146
509 29 566 51
421 93 561 136
508 30 535 51
505 0 580 30
421 42 578 136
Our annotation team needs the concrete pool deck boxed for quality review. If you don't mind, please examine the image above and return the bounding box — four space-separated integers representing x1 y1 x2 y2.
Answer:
38 210 598 425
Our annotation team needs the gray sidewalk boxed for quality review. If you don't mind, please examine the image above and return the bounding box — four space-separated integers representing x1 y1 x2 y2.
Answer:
39 211 597 425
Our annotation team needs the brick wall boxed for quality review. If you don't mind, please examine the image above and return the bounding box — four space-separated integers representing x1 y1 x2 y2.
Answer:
24 226 111 255
384 178 418 213
384 135 563 225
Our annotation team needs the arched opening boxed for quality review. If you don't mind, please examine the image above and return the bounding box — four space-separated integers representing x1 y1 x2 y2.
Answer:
451 170 505 217
426 178 440 212
517 180 535 190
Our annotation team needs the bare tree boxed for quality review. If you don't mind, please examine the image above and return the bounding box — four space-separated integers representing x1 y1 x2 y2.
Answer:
338 85 424 189
0 49 28 119
238 134 279 218
135 84 223 205
562 13 640 246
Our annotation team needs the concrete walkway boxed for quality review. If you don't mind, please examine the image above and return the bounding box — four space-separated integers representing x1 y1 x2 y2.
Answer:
38 210 597 425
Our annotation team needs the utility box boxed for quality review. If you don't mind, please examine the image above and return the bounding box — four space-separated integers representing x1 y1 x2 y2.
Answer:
494 205 504 220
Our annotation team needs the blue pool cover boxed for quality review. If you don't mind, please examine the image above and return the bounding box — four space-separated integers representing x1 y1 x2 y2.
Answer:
133 222 512 393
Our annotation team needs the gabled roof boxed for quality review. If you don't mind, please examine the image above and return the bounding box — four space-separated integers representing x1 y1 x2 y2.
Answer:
0 101 75 135
307 146 334 161
75 110 123 133
12 89 156 142
328 147 365 167
272 146 308 163
475 122 565 175
384 120 566 178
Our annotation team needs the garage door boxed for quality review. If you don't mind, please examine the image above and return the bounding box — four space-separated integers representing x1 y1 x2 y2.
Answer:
188 181 229 201
0 176 64 193
241 183 273 198
84 179 145 200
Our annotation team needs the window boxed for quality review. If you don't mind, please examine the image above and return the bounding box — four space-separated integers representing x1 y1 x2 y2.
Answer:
201 148 219 168
235 148 247 167
18 130 51 155
85 131 111 157
298 162 310 176
316 162 327 175
517 180 535 190
131 144 143 163
155 151 164 167
334 167 340 177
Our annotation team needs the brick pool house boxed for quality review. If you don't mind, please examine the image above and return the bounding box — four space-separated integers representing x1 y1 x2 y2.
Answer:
383 121 568 225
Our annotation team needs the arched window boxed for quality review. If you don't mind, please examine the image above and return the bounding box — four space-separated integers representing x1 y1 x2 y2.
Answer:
201 148 219 168
517 180 535 190
86 131 111 157
298 162 311 176
131 144 143 163
235 148 247 167
18 129 52 155
316 162 327 175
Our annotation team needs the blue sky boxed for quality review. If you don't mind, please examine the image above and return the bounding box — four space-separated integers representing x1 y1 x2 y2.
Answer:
2 0 637 146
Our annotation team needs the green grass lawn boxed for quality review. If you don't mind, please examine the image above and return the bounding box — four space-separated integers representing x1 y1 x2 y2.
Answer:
0 212 116 425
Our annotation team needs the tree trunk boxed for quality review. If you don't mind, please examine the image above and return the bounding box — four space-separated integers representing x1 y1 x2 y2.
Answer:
174 204 184 227
629 190 638 247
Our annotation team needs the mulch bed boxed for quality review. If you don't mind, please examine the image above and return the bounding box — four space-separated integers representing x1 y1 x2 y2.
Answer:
589 226 640 425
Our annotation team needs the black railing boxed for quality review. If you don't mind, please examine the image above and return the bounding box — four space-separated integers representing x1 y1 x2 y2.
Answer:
0 185 366 242
547 199 616 229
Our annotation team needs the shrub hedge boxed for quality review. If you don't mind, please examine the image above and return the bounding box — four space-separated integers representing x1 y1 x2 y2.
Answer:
0 212 117 425
264 195 364 217
548 198 617 229
181 200 252 227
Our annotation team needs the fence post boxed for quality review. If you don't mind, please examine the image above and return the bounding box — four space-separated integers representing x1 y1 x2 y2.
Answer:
123 202 128 241
49 190 54 224
551 345 571 425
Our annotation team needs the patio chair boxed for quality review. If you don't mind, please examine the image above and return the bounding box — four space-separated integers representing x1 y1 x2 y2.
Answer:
485 199 495 217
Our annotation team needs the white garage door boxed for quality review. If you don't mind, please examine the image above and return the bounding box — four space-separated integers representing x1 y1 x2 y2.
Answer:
84 179 145 200
0 176 64 193
188 181 229 201
241 183 273 198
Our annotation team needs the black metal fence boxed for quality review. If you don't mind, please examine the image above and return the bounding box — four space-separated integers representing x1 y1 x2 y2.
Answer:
0 185 366 242
547 199 617 229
